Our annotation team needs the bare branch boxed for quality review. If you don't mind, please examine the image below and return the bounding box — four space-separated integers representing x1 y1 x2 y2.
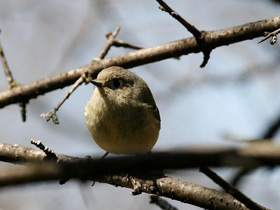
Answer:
0 16 279 108
1 141 280 209
0 40 16 88
41 26 121 124
200 49 211 68
156 0 211 67
40 75 86 124
2 141 280 171
200 167 270 210
0 163 249 210
98 25 121 59
0 38 27 121
0 141 262 209
112 39 143 50
156 0 201 40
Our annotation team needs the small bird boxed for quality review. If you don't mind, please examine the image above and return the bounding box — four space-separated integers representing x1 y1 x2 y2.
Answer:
84 66 160 155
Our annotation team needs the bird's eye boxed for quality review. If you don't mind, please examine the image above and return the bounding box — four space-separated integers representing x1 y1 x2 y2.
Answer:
109 79 123 89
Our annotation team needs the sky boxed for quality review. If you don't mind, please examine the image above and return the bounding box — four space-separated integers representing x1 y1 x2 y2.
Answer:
0 0 279 209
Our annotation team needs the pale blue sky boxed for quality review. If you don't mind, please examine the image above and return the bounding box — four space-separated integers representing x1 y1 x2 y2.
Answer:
0 1 279 209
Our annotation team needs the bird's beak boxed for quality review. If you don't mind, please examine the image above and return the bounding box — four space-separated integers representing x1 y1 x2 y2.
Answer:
91 80 103 88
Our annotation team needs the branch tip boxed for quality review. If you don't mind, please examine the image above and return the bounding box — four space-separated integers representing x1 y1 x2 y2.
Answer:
200 49 211 68
30 139 57 160
40 109 59 124
258 28 280 44
19 102 27 122
156 0 213 67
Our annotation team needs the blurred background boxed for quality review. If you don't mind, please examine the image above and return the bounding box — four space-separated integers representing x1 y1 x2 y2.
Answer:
0 0 279 209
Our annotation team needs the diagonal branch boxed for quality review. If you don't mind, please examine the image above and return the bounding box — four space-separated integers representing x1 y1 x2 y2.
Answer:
156 0 202 40
0 16 279 108
112 39 143 50
0 40 17 89
41 26 121 124
97 25 121 59
0 38 27 121
156 0 211 67
200 167 270 210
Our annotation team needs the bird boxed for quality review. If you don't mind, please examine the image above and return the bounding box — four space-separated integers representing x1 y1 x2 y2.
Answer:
84 66 160 155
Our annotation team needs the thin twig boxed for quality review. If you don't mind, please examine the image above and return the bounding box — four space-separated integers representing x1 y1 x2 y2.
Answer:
200 167 270 210
156 0 201 40
150 195 178 210
0 41 16 87
200 49 211 68
41 26 121 124
0 38 27 121
40 75 86 124
98 25 121 59
258 28 280 45
156 0 211 67
112 39 143 50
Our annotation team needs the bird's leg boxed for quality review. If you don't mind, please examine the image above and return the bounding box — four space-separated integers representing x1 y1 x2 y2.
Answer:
101 152 109 159
91 152 109 186
128 176 142 195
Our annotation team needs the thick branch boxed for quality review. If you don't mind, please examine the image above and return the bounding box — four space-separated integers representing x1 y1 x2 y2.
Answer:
0 163 248 210
1 141 280 168
0 142 267 209
0 16 279 108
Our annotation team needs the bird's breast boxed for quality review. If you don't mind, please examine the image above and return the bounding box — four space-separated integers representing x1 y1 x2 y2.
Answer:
84 91 159 154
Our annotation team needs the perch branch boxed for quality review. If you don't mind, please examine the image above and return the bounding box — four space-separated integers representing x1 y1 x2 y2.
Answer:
3 142 277 209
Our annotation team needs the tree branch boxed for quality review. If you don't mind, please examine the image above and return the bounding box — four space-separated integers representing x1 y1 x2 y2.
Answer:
40 26 121 124
97 26 121 59
156 0 202 40
0 16 279 108
2 141 280 168
1 141 270 209
200 167 270 210
0 38 27 121
155 0 212 67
